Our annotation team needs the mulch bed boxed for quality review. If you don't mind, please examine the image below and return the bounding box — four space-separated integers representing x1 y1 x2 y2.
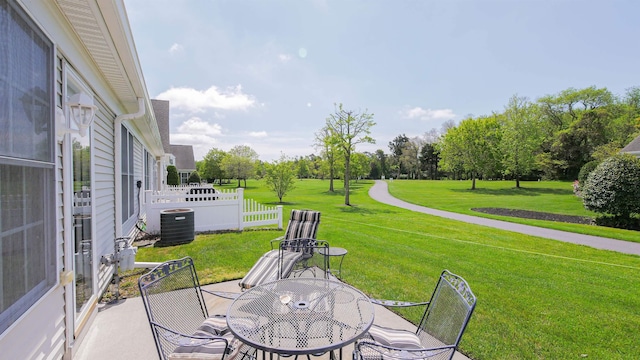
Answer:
472 208 594 225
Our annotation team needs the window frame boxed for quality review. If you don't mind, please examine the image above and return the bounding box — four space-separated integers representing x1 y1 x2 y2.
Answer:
121 125 135 222
0 0 56 335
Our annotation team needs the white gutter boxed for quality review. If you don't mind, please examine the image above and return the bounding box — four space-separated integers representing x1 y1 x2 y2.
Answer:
114 97 145 239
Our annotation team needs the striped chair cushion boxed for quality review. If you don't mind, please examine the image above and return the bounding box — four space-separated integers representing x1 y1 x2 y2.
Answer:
239 250 303 289
279 250 305 277
197 315 229 336
169 331 240 360
284 210 321 240
367 325 423 349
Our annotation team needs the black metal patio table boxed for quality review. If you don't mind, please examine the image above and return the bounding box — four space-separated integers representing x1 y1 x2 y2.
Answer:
226 278 374 360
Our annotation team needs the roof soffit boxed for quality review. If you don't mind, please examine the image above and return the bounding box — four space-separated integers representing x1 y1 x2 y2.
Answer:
54 0 164 155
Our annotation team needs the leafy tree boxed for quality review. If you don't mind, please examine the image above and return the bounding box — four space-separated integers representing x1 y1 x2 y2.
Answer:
264 154 296 202
201 148 227 184
388 134 409 178
221 145 258 187
295 157 311 179
420 143 440 180
350 152 370 181
536 86 617 179
72 139 91 189
306 154 322 179
582 154 640 228
374 149 390 179
314 126 339 191
610 86 640 145
254 160 266 179
325 103 376 205
166 165 179 186
548 108 610 179
399 137 423 179
591 143 622 162
437 127 464 180
188 171 201 184
439 116 502 188
501 95 542 187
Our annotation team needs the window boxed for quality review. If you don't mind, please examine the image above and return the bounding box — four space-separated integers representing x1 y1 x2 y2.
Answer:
66 71 94 316
0 0 56 334
121 126 134 222
144 149 153 190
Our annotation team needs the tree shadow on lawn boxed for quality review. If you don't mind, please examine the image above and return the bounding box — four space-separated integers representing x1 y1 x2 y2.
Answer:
320 182 367 195
450 186 572 196
261 201 296 206
336 204 377 215
335 203 401 216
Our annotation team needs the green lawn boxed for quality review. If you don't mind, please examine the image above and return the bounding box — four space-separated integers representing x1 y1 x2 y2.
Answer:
387 179 640 243
135 179 640 359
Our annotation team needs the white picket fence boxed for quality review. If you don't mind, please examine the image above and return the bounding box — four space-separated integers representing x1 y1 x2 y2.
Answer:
144 187 283 233
73 191 92 216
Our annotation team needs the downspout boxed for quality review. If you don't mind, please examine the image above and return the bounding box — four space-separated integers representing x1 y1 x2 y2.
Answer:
114 97 145 240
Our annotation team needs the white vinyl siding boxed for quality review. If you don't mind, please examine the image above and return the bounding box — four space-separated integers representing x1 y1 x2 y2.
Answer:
91 98 116 294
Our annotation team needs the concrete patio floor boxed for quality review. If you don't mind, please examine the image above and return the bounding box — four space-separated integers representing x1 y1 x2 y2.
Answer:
74 278 471 360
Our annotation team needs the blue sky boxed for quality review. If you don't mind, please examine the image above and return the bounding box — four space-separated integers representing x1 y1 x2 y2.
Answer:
124 0 640 162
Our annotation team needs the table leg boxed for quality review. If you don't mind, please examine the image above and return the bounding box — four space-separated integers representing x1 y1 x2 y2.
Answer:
337 255 345 280
329 348 343 360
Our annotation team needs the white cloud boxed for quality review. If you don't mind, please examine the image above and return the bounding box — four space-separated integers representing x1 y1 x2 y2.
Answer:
156 85 256 112
403 107 456 121
172 118 224 161
176 117 222 136
171 132 220 161
169 43 183 54
249 131 268 138
278 54 292 62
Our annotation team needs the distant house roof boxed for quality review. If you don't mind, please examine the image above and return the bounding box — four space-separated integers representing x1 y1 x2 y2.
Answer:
151 99 196 169
170 144 196 171
151 99 171 153
621 134 640 157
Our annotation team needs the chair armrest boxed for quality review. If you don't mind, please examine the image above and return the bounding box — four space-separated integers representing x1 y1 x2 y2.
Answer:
150 321 229 348
270 237 284 249
354 340 454 360
369 298 430 307
202 288 241 300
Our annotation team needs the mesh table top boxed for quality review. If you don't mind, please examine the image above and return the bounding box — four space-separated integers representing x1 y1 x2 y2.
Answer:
226 278 374 355
317 247 348 257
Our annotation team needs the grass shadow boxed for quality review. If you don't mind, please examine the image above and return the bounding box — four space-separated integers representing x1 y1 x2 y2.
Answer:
450 186 572 196
262 201 296 206
336 204 377 215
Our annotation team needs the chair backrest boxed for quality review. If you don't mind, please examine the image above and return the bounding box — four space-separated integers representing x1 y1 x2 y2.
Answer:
138 257 209 359
283 209 321 240
416 270 476 351
278 238 330 278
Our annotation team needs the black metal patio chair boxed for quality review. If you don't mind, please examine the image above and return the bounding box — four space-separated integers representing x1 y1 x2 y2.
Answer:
138 257 255 360
354 270 477 360
278 237 330 279
211 210 323 300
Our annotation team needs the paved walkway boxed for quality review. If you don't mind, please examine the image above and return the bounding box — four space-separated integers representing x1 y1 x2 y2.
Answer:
75 276 470 360
369 180 640 256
